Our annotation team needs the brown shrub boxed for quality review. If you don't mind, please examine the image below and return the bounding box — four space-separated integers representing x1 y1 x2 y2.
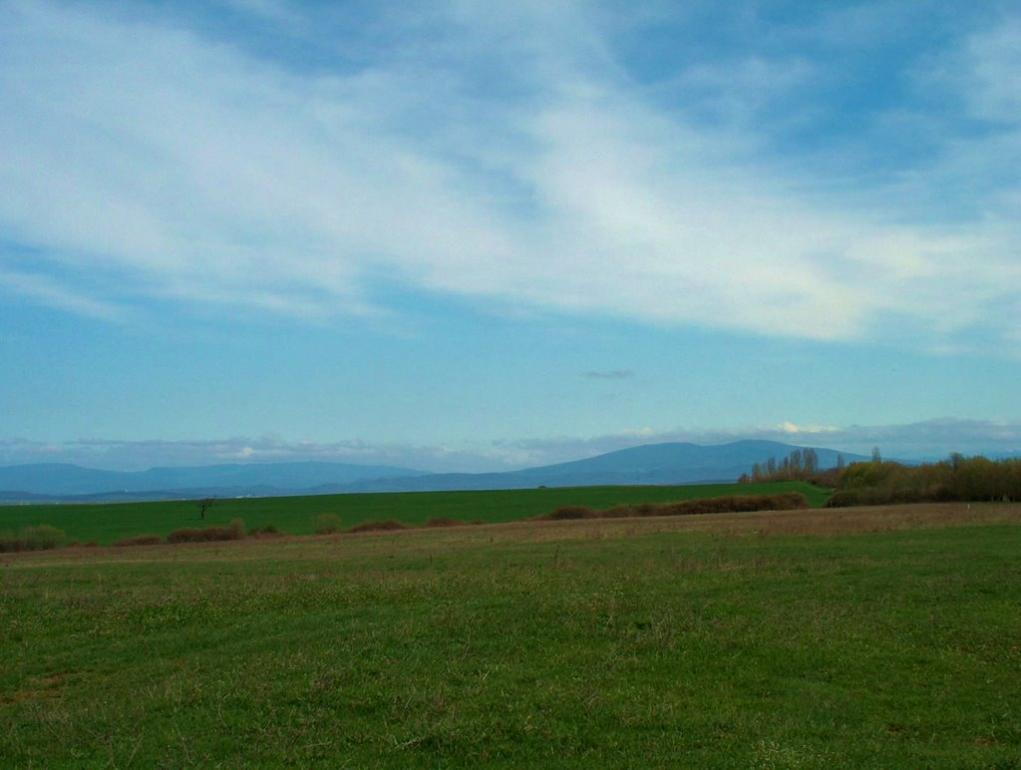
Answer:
166 520 246 544
538 493 809 521
112 534 163 547
545 506 597 520
167 527 217 543
347 519 408 533
422 517 466 528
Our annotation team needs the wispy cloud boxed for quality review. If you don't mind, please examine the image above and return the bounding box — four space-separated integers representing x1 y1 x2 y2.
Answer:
0 266 125 321
0 1 1019 349
581 369 634 380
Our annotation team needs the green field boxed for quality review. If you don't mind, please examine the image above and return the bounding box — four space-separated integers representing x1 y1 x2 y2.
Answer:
2 503 1020 768
0 480 827 544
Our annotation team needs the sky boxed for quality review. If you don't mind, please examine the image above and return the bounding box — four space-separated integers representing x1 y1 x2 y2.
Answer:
1 0 1020 472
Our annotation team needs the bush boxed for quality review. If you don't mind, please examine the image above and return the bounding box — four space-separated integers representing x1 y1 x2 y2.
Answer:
113 534 164 547
166 528 202 543
0 525 67 553
348 520 408 534
249 524 283 537
23 524 66 550
314 513 342 535
537 493 809 521
166 520 246 544
422 517 466 528
545 506 596 520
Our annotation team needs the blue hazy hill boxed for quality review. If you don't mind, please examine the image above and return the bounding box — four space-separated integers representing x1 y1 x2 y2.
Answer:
0 441 863 500
341 440 864 492
0 461 427 498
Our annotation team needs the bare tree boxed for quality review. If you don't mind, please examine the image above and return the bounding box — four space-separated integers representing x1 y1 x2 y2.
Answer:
198 498 216 520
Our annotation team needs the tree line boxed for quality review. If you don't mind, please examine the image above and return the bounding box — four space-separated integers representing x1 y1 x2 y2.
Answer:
740 448 1021 506
825 453 1021 507
739 448 832 484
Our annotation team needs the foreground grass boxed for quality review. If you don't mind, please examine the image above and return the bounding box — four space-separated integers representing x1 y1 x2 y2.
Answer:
0 480 827 545
2 504 1020 768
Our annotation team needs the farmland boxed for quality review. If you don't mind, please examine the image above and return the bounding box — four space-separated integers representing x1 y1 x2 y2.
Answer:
0 480 827 545
2 502 1020 768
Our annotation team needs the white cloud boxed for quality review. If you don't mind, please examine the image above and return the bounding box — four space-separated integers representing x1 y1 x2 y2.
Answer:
0 1 1019 347
777 422 837 435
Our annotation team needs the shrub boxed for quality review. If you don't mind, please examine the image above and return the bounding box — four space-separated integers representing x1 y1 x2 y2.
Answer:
0 525 67 552
422 517 466 528
113 534 164 547
0 531 18 553
166 521 246 544
545 506 596 520
249 524 282 537
348 520 408 533
22 524 66 550
314 513 342 535
537 493 809 521
167 528 214 543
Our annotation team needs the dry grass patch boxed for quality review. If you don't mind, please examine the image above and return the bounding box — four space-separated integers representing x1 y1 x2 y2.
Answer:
5 503 1020 569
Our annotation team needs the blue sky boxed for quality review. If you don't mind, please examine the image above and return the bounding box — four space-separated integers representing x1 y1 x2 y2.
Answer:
1 0 1020 471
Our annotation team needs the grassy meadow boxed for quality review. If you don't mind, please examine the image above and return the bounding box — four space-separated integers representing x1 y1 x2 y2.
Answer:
0 480 827 545
2 502 1020 768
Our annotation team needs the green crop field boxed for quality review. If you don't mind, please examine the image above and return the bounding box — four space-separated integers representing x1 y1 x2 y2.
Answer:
2 503 1020 768
0 480 827 545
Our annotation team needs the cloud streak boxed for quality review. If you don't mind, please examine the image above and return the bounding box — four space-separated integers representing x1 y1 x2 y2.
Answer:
581 369 634 380
0 1 1018 348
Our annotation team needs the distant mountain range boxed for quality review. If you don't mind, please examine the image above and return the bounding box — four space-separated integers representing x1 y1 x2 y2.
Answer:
0 461 426 501
0 441 865 502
